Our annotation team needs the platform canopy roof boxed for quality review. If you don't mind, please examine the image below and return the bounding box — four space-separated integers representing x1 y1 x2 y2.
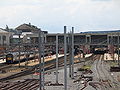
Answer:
80 30 120 34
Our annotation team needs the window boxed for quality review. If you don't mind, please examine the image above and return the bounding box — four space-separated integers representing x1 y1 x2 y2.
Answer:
3 35 6 41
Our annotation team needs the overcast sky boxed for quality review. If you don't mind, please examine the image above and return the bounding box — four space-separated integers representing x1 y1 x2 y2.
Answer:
0 0 120 33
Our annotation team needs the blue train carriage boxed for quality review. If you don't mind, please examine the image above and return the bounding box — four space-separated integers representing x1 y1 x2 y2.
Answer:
6 54 13 63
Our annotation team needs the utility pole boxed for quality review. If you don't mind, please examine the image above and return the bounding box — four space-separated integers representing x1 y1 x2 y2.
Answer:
38 30 42 90
56 34 59 84
64 26 67 90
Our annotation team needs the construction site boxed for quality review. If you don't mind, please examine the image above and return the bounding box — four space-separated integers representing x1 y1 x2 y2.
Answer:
0 25 120 90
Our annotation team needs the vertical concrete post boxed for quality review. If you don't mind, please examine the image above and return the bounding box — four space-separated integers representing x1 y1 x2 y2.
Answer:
18 34 21 67
64 26 67 90
107 35 109 45
42 32 45 90
89 35 91 44
112 34 114 61
56 34 59 84
111 34 114 60
71 27 74 79
1 35 3 45
38 30 42 90
44 34 47 43
85 35 87 44
68 31 72 78
118 33 120 66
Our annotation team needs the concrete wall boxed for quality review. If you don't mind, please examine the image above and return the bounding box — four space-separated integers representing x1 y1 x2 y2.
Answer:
0 33 10 45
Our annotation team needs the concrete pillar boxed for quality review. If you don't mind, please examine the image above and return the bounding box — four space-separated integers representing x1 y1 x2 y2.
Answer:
44 34 47 43
86 35 91 44
89 35 91 44
85 35 87 44
0 35 1 45
107 35 109 45
1 35 3 45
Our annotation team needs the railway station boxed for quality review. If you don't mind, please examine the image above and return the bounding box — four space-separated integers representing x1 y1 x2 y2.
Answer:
0 24 120 90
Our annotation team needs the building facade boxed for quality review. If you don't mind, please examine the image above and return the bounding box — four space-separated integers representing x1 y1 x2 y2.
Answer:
0 28 12 46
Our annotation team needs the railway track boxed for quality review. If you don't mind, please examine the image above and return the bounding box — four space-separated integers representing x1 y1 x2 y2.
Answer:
93 54 120 90
0 55 35 71
76 54 120 90
0 54 93 90
76 55 96 90
0 54 93 81
0 79 39 90
0 64 12 71
0 55 67 81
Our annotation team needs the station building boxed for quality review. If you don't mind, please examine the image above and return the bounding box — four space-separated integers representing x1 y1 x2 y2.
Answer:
6 23 120 53
0 28 12 46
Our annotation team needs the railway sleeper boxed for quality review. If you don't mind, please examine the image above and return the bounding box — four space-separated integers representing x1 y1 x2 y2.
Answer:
28 84 39 90
2 80 29 90
16 81 38 90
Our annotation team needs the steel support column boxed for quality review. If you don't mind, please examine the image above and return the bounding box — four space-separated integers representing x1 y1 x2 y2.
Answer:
42 32 45 90
64 26 67 90
18 34 21 67
71 27 74 79
118 33 120 67
38 30 42 90
56 34 59 84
